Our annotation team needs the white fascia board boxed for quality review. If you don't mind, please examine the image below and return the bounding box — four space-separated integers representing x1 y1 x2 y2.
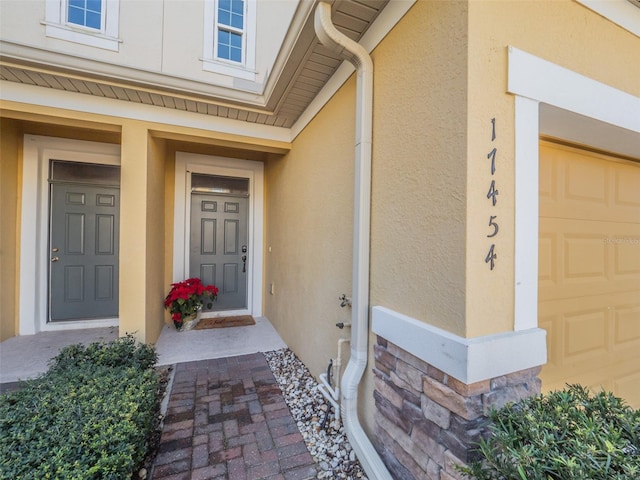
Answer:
291 0 417 139
507 46 640 134
0 81 290 143
372 306 547 384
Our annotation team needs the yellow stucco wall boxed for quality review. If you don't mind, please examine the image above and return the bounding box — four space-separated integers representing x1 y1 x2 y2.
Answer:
264 0 640 435
265 77 357 379
370 0 469 336
464 0 640 337
0 119 20 341
0 102 286 344
266 0 472 435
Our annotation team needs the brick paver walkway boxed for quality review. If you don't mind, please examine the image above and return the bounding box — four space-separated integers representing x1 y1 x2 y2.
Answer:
151 353 319 480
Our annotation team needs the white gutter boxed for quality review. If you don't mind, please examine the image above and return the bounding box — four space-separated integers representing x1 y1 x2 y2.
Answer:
314 4 392 480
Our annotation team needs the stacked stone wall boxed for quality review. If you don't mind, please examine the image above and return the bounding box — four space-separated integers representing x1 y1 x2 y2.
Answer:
373 336 541 480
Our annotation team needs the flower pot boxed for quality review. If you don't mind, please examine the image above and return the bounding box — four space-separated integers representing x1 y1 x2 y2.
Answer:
175 309 202 331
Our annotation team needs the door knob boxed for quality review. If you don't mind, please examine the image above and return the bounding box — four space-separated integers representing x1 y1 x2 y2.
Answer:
241 254 247 273
51 256 59 262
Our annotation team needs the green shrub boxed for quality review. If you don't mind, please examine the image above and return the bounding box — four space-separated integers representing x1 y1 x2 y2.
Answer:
461 384 640 480
0 335 161 480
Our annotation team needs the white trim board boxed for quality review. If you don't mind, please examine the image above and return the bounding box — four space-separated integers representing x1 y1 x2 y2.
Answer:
20 135 120 334
575 0 640 38
173 152 264 319
1 81 290 144
509 46 640 332
372 307 547 384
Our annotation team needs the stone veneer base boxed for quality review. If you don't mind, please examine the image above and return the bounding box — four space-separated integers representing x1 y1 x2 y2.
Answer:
373 335 542 480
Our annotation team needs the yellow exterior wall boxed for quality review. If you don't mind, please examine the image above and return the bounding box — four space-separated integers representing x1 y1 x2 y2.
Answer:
464 0 640 337
370 0 469 336
266 0 472 434
145 135 168 342
0 102 286 344
0 119 20 341
265 77 356 379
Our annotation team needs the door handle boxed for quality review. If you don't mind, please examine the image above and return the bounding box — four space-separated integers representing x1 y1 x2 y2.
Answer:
241 255 247 273
51 256 59 262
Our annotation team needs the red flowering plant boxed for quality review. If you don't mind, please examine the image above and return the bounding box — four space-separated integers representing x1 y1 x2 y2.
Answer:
164 278 218 329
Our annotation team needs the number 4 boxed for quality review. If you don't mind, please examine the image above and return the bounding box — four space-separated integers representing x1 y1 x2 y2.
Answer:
485 244 497 270
487 180 499 206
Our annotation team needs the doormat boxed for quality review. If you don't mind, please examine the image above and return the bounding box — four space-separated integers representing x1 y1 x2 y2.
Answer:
194 315 256 330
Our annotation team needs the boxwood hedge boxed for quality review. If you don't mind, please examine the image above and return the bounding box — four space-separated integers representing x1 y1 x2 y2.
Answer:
0 335 161 480
461 384 640 480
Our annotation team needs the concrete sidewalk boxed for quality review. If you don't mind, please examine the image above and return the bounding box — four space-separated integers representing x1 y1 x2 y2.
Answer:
151 353 318 480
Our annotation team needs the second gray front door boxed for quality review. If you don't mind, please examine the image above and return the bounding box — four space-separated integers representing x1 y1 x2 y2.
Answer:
189 175 249 311
49 181 120 321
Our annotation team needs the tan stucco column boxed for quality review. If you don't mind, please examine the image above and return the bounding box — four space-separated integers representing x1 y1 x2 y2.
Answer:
119 122 165 343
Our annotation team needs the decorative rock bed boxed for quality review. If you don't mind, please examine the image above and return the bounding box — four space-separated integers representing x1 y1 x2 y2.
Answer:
264 349 368 479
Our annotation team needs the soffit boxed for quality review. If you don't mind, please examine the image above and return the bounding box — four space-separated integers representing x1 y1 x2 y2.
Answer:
0 0 388 130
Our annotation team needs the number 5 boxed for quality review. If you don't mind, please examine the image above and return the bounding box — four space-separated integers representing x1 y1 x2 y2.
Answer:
487 215 499 238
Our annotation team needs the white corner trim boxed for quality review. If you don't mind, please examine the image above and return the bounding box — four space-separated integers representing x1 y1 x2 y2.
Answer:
290 0 416 139
372 306 547 384
513 96 539 331
575 0 640 38
507 46 640 134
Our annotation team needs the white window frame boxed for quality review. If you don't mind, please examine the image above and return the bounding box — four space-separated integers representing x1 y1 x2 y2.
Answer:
43 0 121 51
202 0 257 81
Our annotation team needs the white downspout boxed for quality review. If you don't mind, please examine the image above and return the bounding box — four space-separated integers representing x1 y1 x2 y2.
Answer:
314 3 392 479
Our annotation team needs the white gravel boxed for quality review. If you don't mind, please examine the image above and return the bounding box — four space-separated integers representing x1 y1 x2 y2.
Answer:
264 349 368 480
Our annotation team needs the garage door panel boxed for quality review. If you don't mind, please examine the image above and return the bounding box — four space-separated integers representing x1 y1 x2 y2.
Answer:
564 156 608 205
539 141 640 407
564 308 608 358
539 143 640 223
614 372 640 409
538 233 557 287
563 234 607 281
614 163 640 208
539 218 639 301
614 237 640 275
614 303 640 347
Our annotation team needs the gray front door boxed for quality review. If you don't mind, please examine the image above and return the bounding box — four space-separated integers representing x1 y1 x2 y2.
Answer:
190 184 249 311
49 182 120 321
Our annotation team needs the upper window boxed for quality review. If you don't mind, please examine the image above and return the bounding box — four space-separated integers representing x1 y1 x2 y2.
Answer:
67 0 103 30
44 0 120 51
202 0 256 81
216 0 244 63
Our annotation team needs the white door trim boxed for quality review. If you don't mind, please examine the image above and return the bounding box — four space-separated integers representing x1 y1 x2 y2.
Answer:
173 152 264 318
20 135 121 334
508 46 640 332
